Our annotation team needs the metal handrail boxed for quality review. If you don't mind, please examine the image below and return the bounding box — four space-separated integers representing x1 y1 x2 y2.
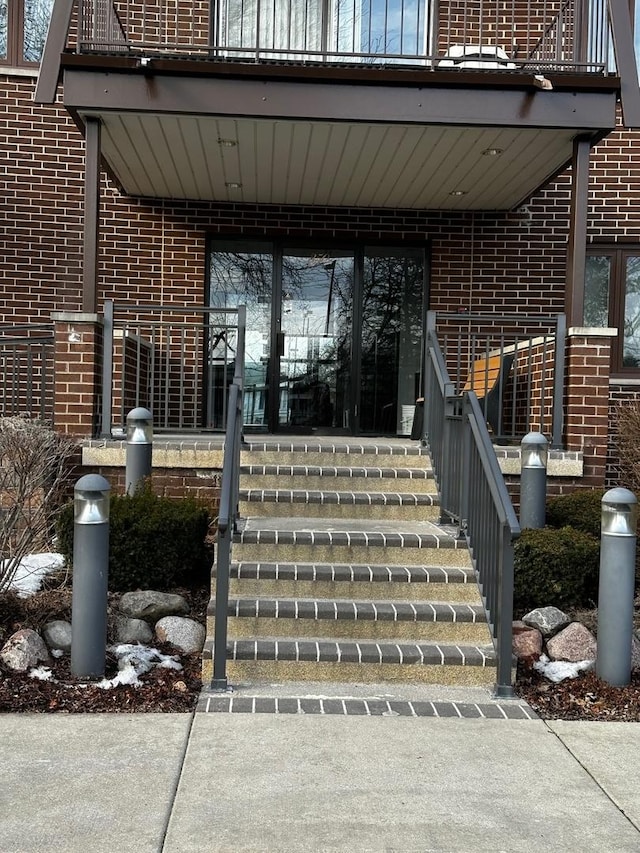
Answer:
211 305 246 691
423 322 519 696
101 300 244 436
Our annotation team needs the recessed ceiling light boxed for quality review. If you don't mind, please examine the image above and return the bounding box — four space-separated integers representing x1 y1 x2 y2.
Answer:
482 147 504 156
225 181 242 189
449 190 467 197
218 138 238 147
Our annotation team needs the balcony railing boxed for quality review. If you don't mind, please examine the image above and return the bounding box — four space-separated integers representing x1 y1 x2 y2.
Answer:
0 326 55 424
75 0 615 73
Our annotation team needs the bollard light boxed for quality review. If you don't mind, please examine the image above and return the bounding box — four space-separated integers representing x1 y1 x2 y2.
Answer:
71 474 111 679
74 476 110 525
521 431 548 469
597 487 638 687
126 407 153 444
601 488 638 536
125 407 153 495
520 431 548 529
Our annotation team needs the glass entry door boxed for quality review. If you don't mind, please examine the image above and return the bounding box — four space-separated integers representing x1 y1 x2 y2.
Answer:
277 250 353 431
208 240 426 434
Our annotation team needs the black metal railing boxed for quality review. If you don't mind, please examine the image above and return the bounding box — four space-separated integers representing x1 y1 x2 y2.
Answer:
211 305 246 690
423 321 519 696
74 0 614 74
0 326 55 423
101 301 245 436
422 311 566 448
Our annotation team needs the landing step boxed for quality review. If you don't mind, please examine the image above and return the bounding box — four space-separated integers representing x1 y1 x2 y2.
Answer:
227 638 495 666
198 689 536 719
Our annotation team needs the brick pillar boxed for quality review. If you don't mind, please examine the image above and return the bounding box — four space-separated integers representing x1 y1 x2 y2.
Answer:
564 327 616 486
52 312 103 438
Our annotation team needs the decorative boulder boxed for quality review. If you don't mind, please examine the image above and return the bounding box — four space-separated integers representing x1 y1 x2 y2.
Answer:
512 628 543 661
155 616 205 654
42 621 72 653
523 606 571 639
118 591 189 623
547 622 597 663
114 616 154 645
1 629 50 672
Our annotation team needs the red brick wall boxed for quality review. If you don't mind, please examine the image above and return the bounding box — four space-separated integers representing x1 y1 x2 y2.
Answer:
1 68 638 488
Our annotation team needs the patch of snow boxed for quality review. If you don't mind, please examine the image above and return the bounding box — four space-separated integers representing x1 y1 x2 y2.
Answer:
29 666 55 681
51 649 64 659
534 654 595 683
5 553 65 597
97 644 182 690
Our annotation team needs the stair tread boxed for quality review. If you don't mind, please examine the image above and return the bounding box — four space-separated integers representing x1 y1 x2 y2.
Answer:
236 523 464 549
228 637 496 664
229 562 475 582
241 464 434 478
222 597 486 622
243 440 429 457
239 489 438 505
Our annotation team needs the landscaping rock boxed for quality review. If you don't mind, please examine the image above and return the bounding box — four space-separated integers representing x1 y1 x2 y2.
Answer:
631 635 640 671
42 621 72 653
547 622 597 663
512 628 543 661
118 591 189 623
155 616 205 654
1 629 50 672
523 606 571 638
114 616 154 645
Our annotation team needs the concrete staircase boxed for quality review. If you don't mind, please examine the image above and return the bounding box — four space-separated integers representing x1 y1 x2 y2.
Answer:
203 438 497 690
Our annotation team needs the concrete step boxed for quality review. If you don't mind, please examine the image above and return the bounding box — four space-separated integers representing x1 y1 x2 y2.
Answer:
232 519 471 569
240 465 438 494
241 439 431 471
209 596 490 642
238 489 440 520
222 561 480 603
202 637 496 687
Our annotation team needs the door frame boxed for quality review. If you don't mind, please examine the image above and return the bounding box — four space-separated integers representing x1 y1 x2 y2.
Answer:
207 236 430 435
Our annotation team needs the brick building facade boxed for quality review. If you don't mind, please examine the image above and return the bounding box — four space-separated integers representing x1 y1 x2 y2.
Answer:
2 0 640 493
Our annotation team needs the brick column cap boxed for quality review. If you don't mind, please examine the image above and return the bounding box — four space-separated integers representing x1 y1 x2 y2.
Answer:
52 311 101 324
567 326 617 338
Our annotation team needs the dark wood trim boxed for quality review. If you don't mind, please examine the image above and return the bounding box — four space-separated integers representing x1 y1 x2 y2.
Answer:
34 0 74 104
62 70 618 131
59 52 621 93
566 136 591 327
83 117 101 315
608 0 640 128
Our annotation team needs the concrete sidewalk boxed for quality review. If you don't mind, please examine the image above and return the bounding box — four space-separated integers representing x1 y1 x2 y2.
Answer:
2 710 640 853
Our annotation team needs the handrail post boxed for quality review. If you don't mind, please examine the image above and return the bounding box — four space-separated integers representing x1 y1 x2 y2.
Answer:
459 393 471 537
551 313 566 449
211 380 240 691
494 524 516 698
101 299 114 438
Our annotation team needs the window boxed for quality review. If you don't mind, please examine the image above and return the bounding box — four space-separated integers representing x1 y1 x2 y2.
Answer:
585 249 640 372
0 0 54 67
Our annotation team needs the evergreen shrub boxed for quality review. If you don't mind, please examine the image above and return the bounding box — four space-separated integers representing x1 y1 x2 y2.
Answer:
56 487 212 592
545 489 605 538
513 526 600 616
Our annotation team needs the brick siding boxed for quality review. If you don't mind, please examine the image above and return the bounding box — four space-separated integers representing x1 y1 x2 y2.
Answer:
1 68 638 487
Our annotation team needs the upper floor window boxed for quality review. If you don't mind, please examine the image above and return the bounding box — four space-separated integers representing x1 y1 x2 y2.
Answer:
0 0 54 67
585 250 640 373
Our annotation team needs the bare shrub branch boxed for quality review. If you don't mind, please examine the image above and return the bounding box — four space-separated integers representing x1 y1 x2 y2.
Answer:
0 418 76 592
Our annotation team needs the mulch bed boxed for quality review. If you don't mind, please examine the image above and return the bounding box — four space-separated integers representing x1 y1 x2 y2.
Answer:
515 665 640 722
0 582 207 714
2 583 640 718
